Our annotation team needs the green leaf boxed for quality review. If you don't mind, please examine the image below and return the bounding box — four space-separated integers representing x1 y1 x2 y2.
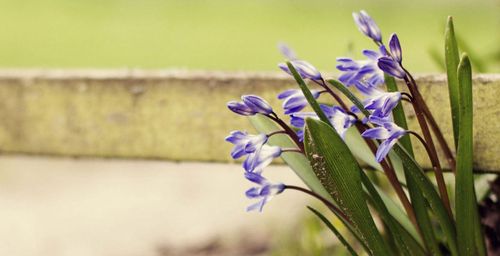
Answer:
386 74 442 255
304 118 391 256
392 144 458 256
344 127 383 171
327 79 370 117
248 114 331 200
445 16 460 149
455 54 486 256
361 172 426 256
307 206 359 256
329 79 429 249
370 182 421 245
248 115 372 251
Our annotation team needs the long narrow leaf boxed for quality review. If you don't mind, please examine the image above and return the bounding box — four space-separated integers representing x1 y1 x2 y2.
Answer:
386 75 442 255
361 172 426 256
393 144 458 256
328 79 370 117
307 206 359 256
455 54 485 256
445 16 461 148
304 118 391 255
328 79 426 248
248 114 370 251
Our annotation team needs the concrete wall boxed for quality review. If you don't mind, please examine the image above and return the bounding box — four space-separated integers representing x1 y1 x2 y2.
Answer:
0 70 498 172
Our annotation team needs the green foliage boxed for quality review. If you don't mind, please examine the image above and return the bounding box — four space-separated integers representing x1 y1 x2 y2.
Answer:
249 114 331 200
445 16 461 149
385 74 442 255
308 206 359 256
304 118 391 255
455 54 486 255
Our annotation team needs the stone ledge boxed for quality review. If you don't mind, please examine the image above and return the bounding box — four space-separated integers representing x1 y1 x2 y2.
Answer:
0 70 498 172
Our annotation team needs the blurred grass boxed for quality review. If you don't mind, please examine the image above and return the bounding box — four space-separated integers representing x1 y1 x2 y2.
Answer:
0 0 498 72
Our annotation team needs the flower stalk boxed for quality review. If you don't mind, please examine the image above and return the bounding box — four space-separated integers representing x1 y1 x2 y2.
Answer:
403 72 453 217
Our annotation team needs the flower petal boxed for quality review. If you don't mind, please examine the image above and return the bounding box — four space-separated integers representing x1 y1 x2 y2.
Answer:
389 33 402 63
242 95 273 115
377 57 406 79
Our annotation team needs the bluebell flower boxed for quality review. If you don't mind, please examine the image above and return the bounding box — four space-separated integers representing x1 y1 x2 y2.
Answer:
363 89 402 119
241 95 274 115
336 46 387 89
378 57 406 79
290 105 356 140
227 95 273 116
321 105 357 139
227 101 256 116
389 33 402 63
352 10 382 42
290 111 318 141
225 131 268 159
278 60 322 81
362 121 406 162
278 89 320 114
244 172 285 212
277 42 297 60
243 144 282 173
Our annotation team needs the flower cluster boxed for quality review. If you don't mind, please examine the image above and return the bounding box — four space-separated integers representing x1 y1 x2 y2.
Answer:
335 10 410 161
224 10 476 256
226 10 417 213
226 95 287 211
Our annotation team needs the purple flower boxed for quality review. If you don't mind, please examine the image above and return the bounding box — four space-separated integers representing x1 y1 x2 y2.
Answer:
225 131 268 159
277 42 297 60
290 111 318 128
279 60 322 81
321 105 357 139
278 89 320 114
227 101 255 116
227 95 273 116
378 57 406 79
243 144 282 173
352 10 382 42
289 105 356 140
242 95 274 115
244 172 285 212
389 33 402 63
290 111 318 141
336 46 386 90
363 89 402 119
361 121 406 162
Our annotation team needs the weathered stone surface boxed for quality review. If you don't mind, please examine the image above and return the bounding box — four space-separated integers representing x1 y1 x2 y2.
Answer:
0 70 498 172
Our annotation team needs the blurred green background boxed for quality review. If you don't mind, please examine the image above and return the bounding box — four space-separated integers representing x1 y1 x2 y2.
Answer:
0 0 498 72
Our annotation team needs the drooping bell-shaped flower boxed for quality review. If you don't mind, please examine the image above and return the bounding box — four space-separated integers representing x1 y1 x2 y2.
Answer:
321 105 357 139
243 144 282 173
227 95 274 116
278 89 320 114
244 172 285 212
361 121 406 162
278 60 322 81
378 56 406 79
289 104 356 140
336 46 387 90
363 89 402 119
227 101 256 116
225 131 268 159
352 10 382 43
241 95 274 115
